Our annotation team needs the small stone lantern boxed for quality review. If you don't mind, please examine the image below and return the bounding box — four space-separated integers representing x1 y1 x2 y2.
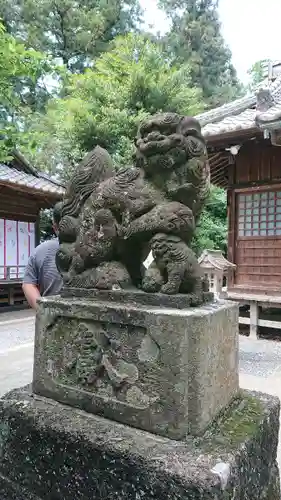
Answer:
198 249 236 298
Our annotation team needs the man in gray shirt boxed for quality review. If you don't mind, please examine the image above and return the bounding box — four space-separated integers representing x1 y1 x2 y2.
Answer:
22 202 63 309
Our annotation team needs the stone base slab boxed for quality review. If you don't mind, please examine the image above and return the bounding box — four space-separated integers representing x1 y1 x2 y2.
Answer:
0 386 279 500
33 294 239 439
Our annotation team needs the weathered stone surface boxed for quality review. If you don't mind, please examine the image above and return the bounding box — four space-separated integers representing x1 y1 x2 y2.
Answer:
57 113 210 299
0 476 40 500
33 294 239 439
261 463 280 500
61 287 214 308
0 386 279 499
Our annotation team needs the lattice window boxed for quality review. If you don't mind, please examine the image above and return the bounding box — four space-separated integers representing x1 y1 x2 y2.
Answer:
238 191 281 237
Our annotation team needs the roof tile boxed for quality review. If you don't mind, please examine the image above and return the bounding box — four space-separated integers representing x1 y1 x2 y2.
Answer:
0 164 64 196
197 74 281 139
202 109 256 138
198 250 236 270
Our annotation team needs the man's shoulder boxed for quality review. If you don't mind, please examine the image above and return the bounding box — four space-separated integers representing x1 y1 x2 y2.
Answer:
32 238 59 258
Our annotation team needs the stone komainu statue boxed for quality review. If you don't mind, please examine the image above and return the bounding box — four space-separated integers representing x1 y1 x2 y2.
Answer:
56 112 210 300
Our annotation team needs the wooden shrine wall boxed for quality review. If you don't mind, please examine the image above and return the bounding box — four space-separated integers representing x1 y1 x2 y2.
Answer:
234 140 281 186
0 185 40 281
0 185 40 222
228 140 281 292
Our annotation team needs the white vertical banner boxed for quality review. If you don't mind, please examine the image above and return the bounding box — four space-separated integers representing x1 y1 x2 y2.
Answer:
0 218 37 281
18 221 30 278
5 220 18 279
0 219 4 279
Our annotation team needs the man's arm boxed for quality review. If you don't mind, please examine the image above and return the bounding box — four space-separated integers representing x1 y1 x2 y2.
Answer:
22 254 41 309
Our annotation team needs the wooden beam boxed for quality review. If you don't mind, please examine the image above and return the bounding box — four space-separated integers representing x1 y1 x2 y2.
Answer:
209 157 229 172
239 316 281 330
208 152 222 163
209 154 227 168
211 157 229 168
212 178 228 189
233 182 281 192
220 181 228 188
211 174 227 186
211 165 229 184
228 289 281 301
205 128 262 147
211 160 229 178
0 210 37 222
0 194 38 210
0 180 62 205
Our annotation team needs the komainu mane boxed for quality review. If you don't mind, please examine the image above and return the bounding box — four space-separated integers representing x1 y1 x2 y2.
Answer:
56 112 210 302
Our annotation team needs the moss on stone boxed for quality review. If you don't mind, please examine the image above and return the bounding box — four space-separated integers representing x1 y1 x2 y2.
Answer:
198 391 264 452
45 339 59 359
44 316 75 361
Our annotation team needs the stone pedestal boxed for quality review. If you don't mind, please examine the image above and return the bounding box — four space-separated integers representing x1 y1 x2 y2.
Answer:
33 292 239 439
0 386 279 500
0 290 279 499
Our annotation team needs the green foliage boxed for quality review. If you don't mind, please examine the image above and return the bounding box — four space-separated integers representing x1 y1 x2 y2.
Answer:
191 186 227 255
247 59 269 90
1 0 237 253
158 0 242 106
0 22 59 161
28 33 204 178
0 0 143 71
0 0 143 117
39 209 54 242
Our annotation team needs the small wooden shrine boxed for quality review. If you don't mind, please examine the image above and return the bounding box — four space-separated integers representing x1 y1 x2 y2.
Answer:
198 249 236 298
0 151 64 306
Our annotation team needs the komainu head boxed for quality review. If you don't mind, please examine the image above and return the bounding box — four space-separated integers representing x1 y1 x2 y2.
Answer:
134 112 207 175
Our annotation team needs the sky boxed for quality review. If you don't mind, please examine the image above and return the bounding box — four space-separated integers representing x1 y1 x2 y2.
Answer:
140 0 281 83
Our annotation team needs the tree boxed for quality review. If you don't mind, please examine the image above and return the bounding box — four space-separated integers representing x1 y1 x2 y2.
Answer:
0 0 143 115
39 209 55 242
247 59 269 90
158 0 241 106
0 22 57 161
28 33 204 179
0 0 143 72
191 186 227 255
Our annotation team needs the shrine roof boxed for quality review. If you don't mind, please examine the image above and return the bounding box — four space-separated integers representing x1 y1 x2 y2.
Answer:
198 249 236 271
0 151 64 199
196 71 281 142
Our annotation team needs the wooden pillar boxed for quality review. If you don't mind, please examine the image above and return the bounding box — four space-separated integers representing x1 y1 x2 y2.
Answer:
8 286 15 306
249 302 258 339
35 211 41 246
213 274 221 297
227 163 236 289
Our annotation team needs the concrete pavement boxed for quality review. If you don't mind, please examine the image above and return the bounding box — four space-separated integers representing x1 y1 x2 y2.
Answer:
0 310 34 396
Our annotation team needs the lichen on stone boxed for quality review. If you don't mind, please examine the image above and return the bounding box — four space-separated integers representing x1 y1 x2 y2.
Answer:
198 392 264 452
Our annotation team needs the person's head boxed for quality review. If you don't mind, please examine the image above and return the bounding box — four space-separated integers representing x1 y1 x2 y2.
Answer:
52 202 63 235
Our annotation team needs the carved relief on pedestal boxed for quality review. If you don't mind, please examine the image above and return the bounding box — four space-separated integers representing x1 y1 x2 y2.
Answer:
45 317 160 410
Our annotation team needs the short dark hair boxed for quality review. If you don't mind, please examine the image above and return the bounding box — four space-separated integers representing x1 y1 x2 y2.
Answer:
53 202 63 225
